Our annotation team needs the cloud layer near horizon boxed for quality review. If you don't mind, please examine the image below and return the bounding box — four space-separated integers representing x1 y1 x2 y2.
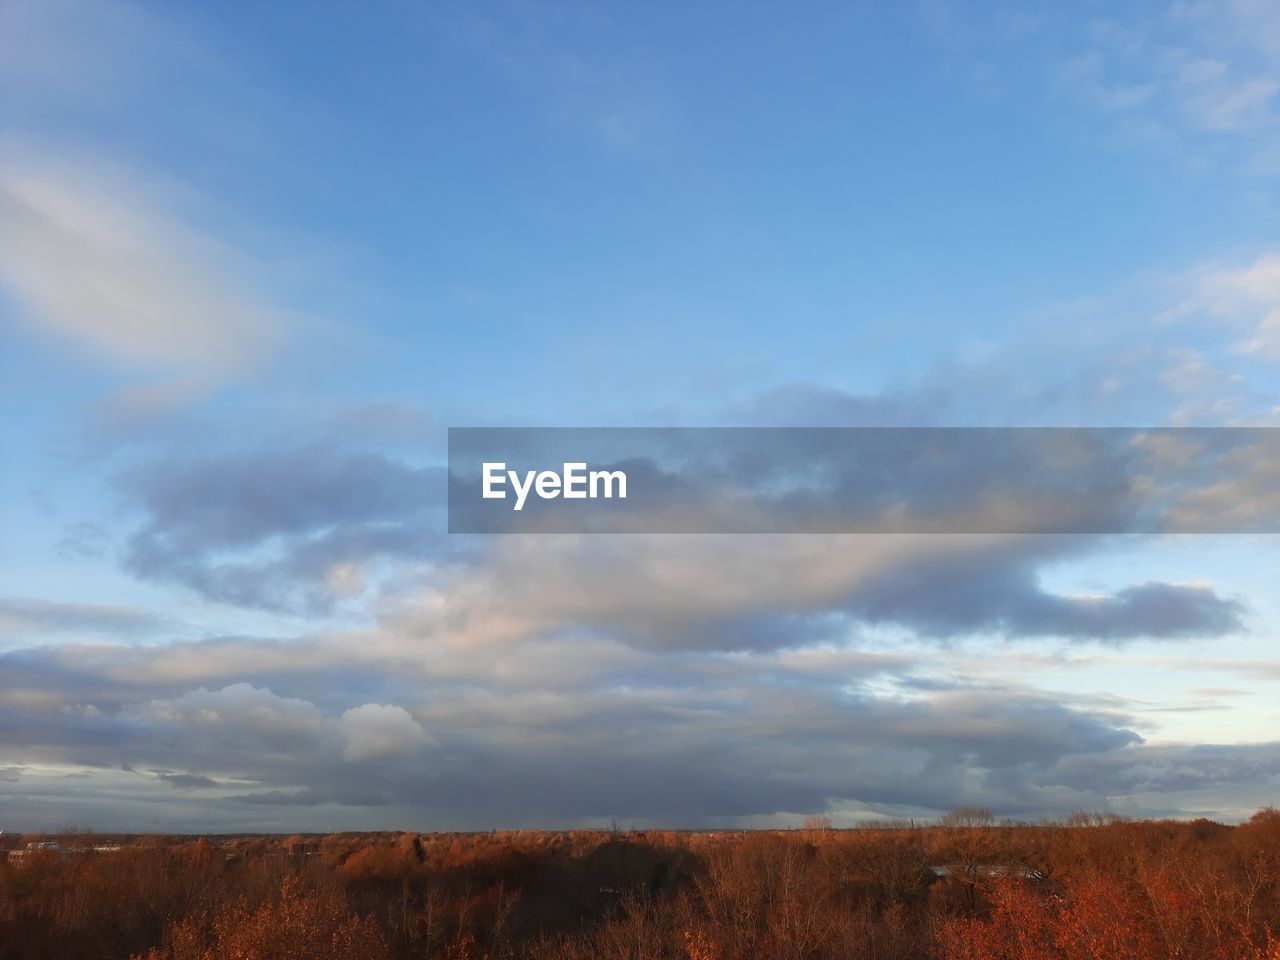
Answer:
3 627 1278 830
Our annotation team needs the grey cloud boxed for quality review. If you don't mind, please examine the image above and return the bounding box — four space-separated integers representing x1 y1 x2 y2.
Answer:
96 426 1251 658
105 407 1261 658
228 787 334 806
0 662 438 825
1064 581 1246 638
843 548 1247 641
54 521 112 561
0 597 171 639
156 772 217 789
598 610 847 654
1050 741 1280 796
403 532 1245 654
228 786 390 807
0 631 1182 829
119 445 433 547
117 444 450 612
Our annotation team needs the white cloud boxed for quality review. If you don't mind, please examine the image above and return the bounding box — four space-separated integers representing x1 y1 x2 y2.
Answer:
1052 4 1280 167
1170 54 1277 132
1170 253 1280 360
340 704 432 762
127 683 329 754
0 157 291 382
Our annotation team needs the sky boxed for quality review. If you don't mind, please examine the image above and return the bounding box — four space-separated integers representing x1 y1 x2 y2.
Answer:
1 0 1280 832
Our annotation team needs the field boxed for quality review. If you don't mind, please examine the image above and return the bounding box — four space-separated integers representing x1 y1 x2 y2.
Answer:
3 809 1279 959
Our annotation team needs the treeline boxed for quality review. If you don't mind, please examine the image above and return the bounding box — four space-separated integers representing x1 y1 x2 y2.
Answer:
1 809 1278 959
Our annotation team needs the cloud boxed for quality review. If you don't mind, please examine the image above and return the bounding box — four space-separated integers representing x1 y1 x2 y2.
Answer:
463 3 678 155
127 683 331 756
226 787 334 806
843 559 1247 641
1169 54 1277 133
54 522 112 561
0 597 171 640
1051 740 1280 796
714 252 1280 433
1039 2 1280 169
117 444 447 612
2 624 1277 829
340 704 432 762
0 0 343 417
1188 253 1280 360
0 156 292 385
0 635 1146 827
0 636 359 701
1059 51 1156 114
1171 0 1280 62
395 532 1245 653
156 772 218 790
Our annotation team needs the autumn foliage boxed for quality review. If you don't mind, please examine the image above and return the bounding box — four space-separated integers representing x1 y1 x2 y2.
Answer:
135 874 388 960
0 808 1277 960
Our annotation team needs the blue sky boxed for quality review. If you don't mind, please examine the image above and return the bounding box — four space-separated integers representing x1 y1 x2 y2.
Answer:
2 0 1280 831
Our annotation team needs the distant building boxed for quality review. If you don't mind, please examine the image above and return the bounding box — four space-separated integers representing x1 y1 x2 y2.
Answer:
6 841 119 865
929 864 1044 880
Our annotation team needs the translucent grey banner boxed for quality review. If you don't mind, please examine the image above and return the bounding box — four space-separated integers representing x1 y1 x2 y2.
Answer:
447 427 1280 534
